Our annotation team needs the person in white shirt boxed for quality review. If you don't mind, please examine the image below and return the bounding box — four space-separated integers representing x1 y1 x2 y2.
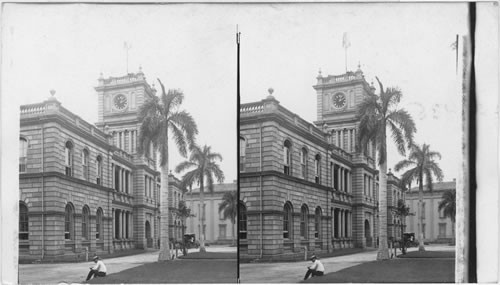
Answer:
304 255 325 280
86 256 107 281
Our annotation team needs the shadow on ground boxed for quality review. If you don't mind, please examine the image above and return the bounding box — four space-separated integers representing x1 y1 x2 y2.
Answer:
178 252 236 259
87 259 237 284
398 250 455 258
301 258 454 283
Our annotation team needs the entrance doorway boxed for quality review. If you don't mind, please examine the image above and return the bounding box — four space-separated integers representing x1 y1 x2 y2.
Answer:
145 221 153 248
364 219 372 247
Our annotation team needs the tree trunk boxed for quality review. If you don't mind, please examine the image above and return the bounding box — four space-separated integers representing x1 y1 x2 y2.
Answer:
158 164 171 261
231 220 235 246
377 158 390 260
417 173 425 251
182 220 188 256
199 177 206 252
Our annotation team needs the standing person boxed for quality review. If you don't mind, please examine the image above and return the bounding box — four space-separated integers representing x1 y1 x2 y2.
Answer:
86 256 107 281
303 255 325 280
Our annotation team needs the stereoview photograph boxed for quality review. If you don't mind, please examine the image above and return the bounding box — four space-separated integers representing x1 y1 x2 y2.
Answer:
238 3 469 283
3 4 237 284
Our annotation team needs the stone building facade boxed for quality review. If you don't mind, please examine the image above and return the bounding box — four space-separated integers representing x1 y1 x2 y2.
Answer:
19 71 183 261
405 180 456 243
239 69 404 260
185 182 236 245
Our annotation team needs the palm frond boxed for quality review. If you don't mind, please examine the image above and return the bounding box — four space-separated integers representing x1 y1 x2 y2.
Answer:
394 159 415 172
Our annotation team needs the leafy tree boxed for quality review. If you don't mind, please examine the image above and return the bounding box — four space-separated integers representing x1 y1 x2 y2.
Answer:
438 190 456 243
174 200 195 255
218 191 237 246
394 143 443 251
358 77 416 260
391 199 414 255
138 79 198 261
175 144 225 252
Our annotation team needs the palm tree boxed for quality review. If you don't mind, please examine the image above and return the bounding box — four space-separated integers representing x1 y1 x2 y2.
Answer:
394 143 444 251
438 190 456 244
358 77 416 260
138 79 198 261
218 191 237 246
175 144 225 252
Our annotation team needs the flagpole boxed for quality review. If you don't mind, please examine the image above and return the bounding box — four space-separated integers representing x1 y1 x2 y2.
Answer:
237 26 240 100
345 47 347 73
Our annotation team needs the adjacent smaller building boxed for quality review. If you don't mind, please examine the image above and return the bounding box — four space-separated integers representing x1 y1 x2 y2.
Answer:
405 180 456 243
185 182 236 245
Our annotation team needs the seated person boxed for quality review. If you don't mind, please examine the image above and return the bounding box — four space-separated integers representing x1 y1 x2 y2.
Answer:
86 256 107 281
304 255 324 280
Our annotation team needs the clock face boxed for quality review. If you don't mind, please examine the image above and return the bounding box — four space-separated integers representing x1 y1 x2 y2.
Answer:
332 93 347 109
114 94 128 110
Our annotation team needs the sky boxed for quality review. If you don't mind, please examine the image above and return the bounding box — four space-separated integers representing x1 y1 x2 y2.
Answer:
1 2 469 183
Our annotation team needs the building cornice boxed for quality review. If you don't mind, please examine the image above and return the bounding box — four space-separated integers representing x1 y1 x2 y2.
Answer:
20 171 115 193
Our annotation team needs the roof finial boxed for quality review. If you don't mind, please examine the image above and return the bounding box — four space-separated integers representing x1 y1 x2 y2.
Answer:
47 89 57 101
138 65 143 74
266 87 275 99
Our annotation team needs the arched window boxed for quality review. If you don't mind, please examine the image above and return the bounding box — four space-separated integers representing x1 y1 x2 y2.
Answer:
300 148 308 179
96 156 103 185
65 141 74 176
314 154 321 184
96 208 103 240
300 204 309 239
283 202 293 239
238 201 247 240
240 136 247 172
19 138 28 173
82 206 90 240
19 202 29 240
82 149 89 181
283 140 292 175
315 207 322 239
65 204 74 240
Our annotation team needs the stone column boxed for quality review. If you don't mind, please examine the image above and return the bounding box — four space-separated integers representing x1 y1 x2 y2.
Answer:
112 208 115 240
352 129 356 151
347 129 351 152
128 130 132 153
339 210 342 238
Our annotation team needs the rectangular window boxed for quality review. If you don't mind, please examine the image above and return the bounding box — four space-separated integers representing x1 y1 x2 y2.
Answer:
219 224 227 239
439 223 446 237
439 207 445 218
218 204 224 220
314 159 320 184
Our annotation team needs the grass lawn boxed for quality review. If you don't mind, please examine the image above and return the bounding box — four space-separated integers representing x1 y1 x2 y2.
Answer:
398 250 455 258
87 259 237 284
178 251 236 259
302 258 454 283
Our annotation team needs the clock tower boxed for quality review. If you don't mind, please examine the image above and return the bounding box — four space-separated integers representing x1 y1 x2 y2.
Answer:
313 67 376 156
95 68 156 155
